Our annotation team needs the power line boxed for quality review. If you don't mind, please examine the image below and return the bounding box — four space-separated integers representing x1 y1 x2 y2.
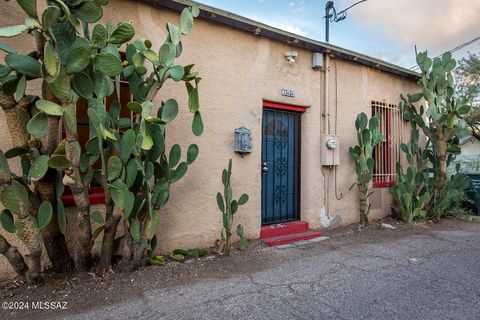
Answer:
324 0 367 22
342 0 367 14
324 0 367 42
410 35 480 70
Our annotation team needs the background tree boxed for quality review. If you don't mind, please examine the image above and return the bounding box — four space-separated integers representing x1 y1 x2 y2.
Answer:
455 52 480 139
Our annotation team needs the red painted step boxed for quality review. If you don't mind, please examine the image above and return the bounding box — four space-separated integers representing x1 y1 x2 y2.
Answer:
260 221 323 246
260 221 309 238
263 230 323 246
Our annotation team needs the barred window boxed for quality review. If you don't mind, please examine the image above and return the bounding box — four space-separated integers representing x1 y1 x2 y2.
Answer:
371 101 402 187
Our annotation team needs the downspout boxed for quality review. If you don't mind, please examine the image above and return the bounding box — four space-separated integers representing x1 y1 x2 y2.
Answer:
322 2 333 219
324 2 331 135
324 53 330 134
334 59 343 201
321 52 331 218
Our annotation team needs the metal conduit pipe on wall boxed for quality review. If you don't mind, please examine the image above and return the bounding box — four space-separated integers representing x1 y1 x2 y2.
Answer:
333 59 343 201
321 52 331 218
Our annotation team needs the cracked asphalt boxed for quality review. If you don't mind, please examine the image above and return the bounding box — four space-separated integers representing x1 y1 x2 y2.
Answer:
64 221 480 320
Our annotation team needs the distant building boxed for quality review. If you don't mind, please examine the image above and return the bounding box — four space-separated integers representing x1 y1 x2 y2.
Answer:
447 136 480 176
459 136 480 156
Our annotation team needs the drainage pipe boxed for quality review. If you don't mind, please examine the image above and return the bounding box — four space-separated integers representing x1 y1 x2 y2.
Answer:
321 52 331 218
324 53 330 135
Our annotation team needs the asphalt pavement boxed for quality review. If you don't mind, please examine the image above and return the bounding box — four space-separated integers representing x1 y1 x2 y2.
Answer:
66 222 480 320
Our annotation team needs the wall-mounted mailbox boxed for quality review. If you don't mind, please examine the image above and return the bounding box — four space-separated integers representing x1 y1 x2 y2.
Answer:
234 126 252 154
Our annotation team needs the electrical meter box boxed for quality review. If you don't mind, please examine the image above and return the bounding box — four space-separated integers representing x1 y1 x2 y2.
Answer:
321 134 340 166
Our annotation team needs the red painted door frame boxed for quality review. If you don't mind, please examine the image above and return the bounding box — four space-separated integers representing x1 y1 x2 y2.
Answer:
263 101 307 113
261 100 304 225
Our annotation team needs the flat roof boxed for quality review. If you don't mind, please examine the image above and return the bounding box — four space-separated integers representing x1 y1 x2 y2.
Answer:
142 0 420 81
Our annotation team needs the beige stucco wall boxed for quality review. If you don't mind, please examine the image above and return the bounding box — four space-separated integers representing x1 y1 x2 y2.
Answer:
0 0 420 279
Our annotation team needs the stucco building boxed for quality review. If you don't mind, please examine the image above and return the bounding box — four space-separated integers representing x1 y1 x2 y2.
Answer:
459 136 480 157
0 0 421 277
447 136 480 176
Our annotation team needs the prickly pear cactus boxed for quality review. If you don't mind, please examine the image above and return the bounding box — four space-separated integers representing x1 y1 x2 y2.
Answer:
394 51 471 221
71 4 204 272
216 159 249 255
0 0 204 277
349 112 384 225
390 124 430 223
0 0 115 278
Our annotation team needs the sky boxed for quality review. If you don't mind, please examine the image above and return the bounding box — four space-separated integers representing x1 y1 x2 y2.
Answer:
198 0 480 69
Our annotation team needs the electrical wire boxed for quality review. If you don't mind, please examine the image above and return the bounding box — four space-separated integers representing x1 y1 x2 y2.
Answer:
325 0 367 22
342 0 367 12
410 35 480 70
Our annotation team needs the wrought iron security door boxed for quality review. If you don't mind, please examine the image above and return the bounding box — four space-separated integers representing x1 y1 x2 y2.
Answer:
261 108 300 225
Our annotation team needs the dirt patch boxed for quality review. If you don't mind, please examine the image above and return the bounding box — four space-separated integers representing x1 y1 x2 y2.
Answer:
0 217 474 319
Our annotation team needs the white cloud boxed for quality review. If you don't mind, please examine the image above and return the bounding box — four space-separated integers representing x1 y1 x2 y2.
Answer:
289 0 305 14
277 24 308 36
354 0 480 55
247 14 310 37
241 1 311 38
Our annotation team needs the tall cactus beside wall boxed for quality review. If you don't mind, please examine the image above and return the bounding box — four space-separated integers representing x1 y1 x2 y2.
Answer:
349 113 384 226
81 6 203 273
394 51 471 220
402 52 470 191
0 0 118 279
216 159 249 256
0 0 203 280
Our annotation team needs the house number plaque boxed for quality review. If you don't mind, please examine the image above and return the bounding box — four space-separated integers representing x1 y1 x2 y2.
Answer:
281 89 295 97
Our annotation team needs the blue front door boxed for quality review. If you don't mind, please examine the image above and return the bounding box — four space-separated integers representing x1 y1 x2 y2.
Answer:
261 108 300 225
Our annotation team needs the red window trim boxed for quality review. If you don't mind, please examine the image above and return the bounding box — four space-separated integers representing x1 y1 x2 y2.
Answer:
263 100 307 113
61 187 105 207
373 181 395 188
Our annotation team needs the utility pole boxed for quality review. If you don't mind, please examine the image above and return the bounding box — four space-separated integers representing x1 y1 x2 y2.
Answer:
324 0 367 43
325 1 334 42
